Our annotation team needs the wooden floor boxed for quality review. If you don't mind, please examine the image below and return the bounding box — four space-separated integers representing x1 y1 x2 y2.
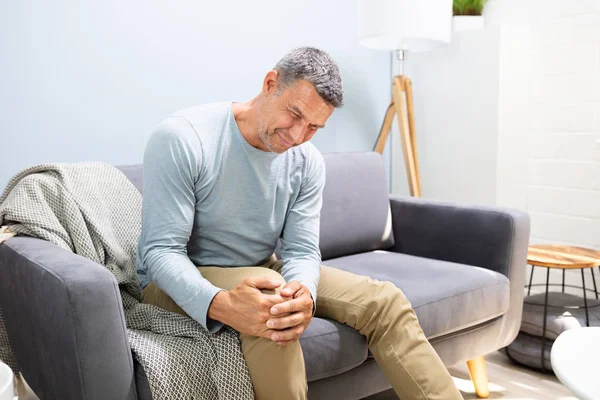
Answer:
15 350 578 400
365 350 577 400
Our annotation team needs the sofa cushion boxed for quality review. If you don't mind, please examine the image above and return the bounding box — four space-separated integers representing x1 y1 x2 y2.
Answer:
134 360 153 400
320 152 393 260
324 250 510 339
300 317 368 382
133 316 369 395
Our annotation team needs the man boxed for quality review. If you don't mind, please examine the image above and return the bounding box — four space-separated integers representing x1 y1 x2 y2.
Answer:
137 47 463 400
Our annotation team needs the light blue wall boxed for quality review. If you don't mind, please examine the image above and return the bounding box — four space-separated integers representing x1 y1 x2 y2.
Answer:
0 0 391 191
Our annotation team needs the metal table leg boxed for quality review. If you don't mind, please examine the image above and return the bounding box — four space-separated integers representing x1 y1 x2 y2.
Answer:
528 265 535 296
582 269 590 327
592 268 598 300
541 267 551 371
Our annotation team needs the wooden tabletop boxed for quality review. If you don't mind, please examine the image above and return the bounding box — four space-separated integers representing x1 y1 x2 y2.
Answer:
528 244 600 269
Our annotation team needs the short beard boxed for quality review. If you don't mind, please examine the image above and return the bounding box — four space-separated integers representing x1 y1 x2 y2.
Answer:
257 116 283 153
258 129 278 153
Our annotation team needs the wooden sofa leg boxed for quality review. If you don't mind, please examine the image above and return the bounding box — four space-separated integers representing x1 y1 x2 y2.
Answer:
467 356 490 398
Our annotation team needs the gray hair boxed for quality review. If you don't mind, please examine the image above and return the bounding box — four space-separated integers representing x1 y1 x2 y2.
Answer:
274 47 344 108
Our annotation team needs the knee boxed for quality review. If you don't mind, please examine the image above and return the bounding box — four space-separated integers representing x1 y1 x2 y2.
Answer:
260 267 285 283
257 268 286 295
366 280 411 314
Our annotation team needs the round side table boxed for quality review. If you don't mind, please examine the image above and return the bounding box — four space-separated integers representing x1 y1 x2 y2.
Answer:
525 244 600 371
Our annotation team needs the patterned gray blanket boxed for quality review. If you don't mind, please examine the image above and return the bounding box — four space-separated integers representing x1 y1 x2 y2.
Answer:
0 162 253 399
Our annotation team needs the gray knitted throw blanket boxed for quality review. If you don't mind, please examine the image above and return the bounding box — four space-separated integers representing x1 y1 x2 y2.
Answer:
0 162 254 399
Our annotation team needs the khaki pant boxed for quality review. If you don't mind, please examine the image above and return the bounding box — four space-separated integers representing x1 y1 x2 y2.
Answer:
141 257 463 400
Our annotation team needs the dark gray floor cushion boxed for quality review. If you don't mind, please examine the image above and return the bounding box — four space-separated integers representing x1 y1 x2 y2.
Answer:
323 250 510 339
134 317 368 396
504 292 600 372
520 292 600 340
503 332 554 371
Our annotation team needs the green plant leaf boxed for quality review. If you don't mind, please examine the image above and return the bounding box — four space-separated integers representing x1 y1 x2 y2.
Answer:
453 0 487 16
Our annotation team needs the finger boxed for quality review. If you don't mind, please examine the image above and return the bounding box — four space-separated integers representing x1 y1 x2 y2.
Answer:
260 293 287 305
267 311 304 330
258 329 279 340
270 326 304 342
246 276 282 290
270 299 297 315
280 281 302 297
270 295 311 316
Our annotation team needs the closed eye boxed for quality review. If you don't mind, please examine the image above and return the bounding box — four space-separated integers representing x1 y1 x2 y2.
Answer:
289 106 326 129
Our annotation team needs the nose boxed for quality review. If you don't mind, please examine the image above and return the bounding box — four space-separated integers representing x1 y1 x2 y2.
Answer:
288 121 308 144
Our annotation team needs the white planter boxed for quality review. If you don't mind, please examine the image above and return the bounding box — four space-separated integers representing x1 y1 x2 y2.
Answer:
453 15 485 32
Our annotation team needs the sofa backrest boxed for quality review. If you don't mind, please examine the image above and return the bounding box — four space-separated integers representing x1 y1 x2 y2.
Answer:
117 151 393 261
117 165 144 195
319 152 393 260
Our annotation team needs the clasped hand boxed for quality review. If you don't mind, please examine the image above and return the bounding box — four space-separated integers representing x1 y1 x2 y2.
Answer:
267 280 314 346
210 277 313 346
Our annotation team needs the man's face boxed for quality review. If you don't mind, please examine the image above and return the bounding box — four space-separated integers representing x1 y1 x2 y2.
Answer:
257 79 335 154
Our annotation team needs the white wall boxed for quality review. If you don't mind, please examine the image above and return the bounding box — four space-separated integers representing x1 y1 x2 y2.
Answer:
524 2 600 250
394 28 502 204
495 26 531 212
397 0 600 250
0 0 392 191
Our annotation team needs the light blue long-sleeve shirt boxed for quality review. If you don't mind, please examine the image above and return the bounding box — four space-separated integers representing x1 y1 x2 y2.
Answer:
136 102 325 332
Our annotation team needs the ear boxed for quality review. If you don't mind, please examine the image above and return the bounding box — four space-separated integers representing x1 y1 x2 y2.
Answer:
262 70 279 96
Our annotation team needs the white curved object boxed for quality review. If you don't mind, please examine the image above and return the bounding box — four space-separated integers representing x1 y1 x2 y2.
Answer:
551 327 600 400
0 362 14 400
357 0 452 52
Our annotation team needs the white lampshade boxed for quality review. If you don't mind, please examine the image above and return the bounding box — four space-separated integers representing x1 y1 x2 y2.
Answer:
358 0 453 52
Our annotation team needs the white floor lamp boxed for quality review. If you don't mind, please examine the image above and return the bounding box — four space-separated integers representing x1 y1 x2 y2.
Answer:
358 0 452 198
359 2 493 397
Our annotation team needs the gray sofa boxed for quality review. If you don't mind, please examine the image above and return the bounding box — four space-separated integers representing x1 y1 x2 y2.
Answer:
0 152 530 399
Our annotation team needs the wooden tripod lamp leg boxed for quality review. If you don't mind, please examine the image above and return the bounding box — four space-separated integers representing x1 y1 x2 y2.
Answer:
372 75 422 197
392 76 421 197
373 103 395 154
403 77 421 196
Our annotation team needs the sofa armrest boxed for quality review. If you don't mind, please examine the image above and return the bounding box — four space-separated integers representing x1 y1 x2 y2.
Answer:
0 237 137 400
389 195 530 278
389 195 531 345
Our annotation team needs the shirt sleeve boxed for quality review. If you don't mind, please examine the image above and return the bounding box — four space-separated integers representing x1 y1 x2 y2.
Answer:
137 116 224 333
279 155 326 310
